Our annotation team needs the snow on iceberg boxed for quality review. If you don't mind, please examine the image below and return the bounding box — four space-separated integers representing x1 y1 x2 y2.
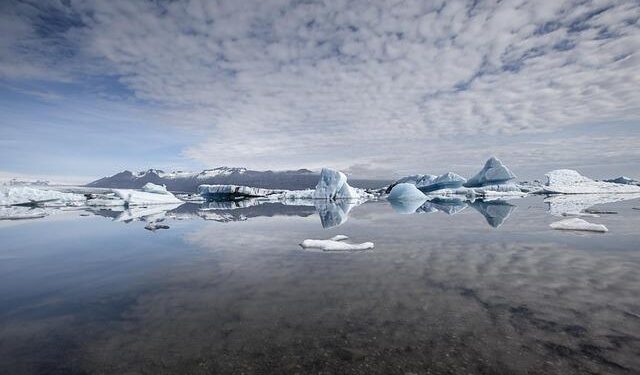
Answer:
113 188 183 206
300 235 374 251
550 218 608 232
464 157 516 187
543 170 640 194
313 168 370 200
0 186 85 207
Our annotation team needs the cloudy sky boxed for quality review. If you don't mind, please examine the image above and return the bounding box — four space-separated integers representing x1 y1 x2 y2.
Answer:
1 0 639 183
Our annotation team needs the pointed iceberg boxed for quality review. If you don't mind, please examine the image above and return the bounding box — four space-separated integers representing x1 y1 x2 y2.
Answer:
313 168 367 200
464 157 516 187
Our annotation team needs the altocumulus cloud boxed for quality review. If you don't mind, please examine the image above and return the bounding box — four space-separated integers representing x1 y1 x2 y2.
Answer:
1 0 639 177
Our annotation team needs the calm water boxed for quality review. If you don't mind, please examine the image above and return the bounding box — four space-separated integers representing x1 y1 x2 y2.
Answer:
1 196 640 375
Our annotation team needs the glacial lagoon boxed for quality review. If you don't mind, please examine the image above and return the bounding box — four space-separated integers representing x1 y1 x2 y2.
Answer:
1 195 640 374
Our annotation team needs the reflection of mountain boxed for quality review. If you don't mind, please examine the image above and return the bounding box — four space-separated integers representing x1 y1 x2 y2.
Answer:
470 200 516 228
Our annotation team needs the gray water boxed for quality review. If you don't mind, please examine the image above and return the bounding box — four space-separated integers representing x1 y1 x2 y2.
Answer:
1 196 639 375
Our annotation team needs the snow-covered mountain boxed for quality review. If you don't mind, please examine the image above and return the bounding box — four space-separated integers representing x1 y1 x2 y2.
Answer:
87 167 389 192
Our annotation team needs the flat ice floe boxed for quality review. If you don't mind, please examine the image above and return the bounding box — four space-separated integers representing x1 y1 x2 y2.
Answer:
543 170 640 194
0 185 86 207
113 187 183 206
300 235 374 251
550 218 608 232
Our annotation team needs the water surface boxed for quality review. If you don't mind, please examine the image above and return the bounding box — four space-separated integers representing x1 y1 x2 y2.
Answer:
1 196 639 375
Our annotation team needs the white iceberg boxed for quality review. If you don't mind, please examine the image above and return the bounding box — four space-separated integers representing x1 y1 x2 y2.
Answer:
0 207 48 220
387 183 427 201
300 235 374 251
550 218 608 232
141 182 172 195
0 186 85 207
543 170 640 194
387 172 466 194
464 157 516 187
113 188 183 206
313 168 370 200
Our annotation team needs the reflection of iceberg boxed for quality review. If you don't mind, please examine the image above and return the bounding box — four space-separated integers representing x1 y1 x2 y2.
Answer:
418 197 468 215
0 207 48 220
389 197 427 214
545 193 640 217
314 199 361 228
470 200 516 228
114 203 183 222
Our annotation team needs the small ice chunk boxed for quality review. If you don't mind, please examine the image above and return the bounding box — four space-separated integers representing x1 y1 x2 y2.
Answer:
543 170 640 194
387 183 427 201
300 237 374 251
550 218 608 232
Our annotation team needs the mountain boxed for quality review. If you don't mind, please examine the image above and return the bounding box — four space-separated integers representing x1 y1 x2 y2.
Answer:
87 167 390 192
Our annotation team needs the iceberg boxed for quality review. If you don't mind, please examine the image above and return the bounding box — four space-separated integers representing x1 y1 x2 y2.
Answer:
197 184 281 200
387 183 427 201
300 235 374 251
550 218 608 232
543 170 640 194
603 176 640 186
313 168 370 200
0 207 48 220
464 157 516 187
386 172 466 194
0 186 85 207
113 188 183 206
141 182 172 195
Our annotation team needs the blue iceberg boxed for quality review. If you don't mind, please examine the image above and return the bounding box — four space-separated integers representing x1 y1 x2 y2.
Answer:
464 157 516 187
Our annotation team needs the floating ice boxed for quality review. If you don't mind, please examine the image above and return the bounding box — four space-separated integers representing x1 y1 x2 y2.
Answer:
464 157 516 187
142 182 172 195
550 218 608 232
113 188 183 206
198 184 280 200
313 168 368 200
300 235 374 251
543 170 640 194
603 176 640 186
0 186 85 207
388 183 427 201
387 173 466 194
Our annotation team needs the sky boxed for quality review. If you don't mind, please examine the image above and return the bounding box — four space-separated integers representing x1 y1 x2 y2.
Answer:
1 0 639 184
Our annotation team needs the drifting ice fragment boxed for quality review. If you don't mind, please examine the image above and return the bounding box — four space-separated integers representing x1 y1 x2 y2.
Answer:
543 170 640 194
300 236 374 251
387 183 427 201
550 218 608 232
464 157 516 187
113 189 183 206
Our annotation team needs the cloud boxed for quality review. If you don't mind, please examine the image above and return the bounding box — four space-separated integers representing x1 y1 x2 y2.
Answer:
1 0 639 175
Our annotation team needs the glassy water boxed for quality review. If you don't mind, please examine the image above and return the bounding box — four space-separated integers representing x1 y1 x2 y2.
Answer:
1 196 640 375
